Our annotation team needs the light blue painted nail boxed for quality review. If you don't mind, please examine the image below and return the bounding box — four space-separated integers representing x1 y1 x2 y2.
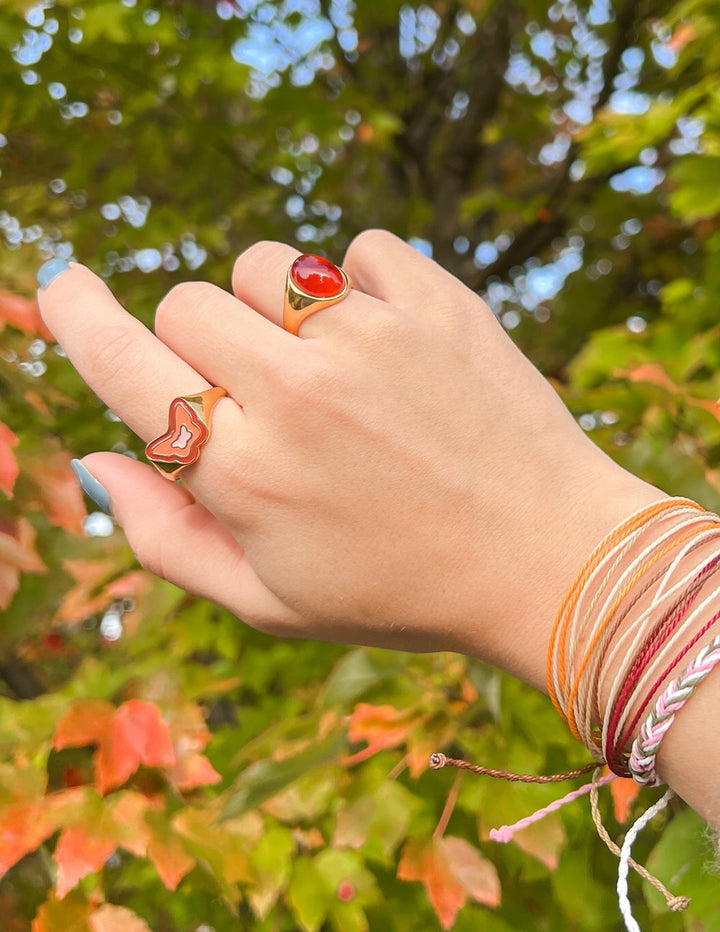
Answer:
37 257 70 289
71 459 113 517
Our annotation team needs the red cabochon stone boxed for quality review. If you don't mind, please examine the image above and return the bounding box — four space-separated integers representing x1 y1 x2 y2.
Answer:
290 254 345 298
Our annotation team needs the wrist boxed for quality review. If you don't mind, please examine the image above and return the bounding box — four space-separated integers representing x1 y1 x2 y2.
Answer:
458 450 669 693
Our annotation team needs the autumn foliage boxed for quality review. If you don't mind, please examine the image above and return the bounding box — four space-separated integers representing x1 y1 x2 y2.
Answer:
3 0 720 929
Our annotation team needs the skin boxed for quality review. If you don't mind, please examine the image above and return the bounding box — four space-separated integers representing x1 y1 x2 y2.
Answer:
37 229 717 828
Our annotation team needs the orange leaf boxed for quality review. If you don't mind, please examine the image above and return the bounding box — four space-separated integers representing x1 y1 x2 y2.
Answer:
24 448 86 535
610 777 641 824
89 905 152 932
398 836 500 928
25 389 52 419
507 815 566 870
0 801 58 877
146 824 194 890
55 559 120 625
0 291 54 340
164 702 221 791
96 701 176 794
440 837 501 909
0 517 46 611
345 703 417 766
668 23 696 52
54 826 116 898
170 753 222 792
54 700 176 794
53 701 116 751
621 363 678 393
398 837 467 930
0 423 19 498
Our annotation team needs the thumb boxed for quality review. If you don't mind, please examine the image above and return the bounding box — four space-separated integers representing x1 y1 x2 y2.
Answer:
71 452 295 634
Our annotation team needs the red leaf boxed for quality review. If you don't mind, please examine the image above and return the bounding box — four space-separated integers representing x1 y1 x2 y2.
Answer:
89 905 152 932
54 826 116 898
398 836 500 929
0 423 19 498
610 777 641 824
0 291 54 340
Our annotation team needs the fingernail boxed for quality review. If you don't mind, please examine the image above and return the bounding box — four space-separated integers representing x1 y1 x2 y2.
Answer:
71 459 113 516
37 258 71 290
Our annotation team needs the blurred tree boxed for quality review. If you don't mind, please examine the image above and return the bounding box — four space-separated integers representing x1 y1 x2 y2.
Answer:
2 0 720 929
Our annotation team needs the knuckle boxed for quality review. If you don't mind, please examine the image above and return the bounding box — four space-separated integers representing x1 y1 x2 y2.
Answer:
155 281 206 332
345 228 396 264
233 240 283 278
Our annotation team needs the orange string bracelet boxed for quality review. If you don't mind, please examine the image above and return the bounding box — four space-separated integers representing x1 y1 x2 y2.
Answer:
565 520 719 742
546 498 701 714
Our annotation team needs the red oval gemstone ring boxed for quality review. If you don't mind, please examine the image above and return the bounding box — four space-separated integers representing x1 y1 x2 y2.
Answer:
283 254 352 335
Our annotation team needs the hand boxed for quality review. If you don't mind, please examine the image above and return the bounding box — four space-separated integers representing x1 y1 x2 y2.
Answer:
38 230 664 689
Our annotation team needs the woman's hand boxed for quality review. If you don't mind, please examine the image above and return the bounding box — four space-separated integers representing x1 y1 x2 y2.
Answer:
37 230 664 689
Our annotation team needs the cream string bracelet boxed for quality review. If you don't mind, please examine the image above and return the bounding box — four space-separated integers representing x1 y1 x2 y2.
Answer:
431 497 720 930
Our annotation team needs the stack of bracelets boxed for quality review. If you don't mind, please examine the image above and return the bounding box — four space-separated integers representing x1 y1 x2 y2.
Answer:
433 496 720 931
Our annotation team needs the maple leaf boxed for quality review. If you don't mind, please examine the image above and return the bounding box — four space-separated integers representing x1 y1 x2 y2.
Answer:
0 290 54 340
171 753 222 792
31 891 93 932
0 801 58 877
398 836 500 930
53 700 116 750
610 777 641 824
0 422 19 498
508 815 567 870
0 517 46 611
54 826 116 898
144 811 195 890
54 700 176 794
55 559 123 625
89 904 152 932
621 363 678 393
344 703 419 767
55 564 153 628
165 702 221 792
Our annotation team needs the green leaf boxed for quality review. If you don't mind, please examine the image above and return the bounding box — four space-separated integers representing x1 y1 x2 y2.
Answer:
670 155 720 221
287 857 330 932
320 650 393 707
220 730 346 820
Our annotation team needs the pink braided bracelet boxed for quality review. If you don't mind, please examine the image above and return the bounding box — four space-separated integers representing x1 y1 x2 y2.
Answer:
629 632 720 786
